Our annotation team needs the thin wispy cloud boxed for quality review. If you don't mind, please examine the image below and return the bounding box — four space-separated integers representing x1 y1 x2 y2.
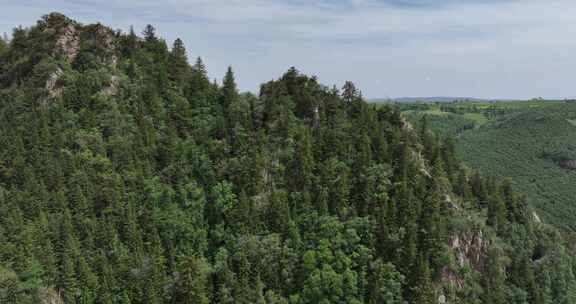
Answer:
1 0 575 99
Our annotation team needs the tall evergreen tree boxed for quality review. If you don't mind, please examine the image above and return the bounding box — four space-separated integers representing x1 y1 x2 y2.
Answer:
169 38 189 86
175 256 210 304
482 248 506 304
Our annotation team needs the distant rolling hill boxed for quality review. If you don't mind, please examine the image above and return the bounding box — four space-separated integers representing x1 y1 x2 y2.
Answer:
458 103 576 231
370 97 489 103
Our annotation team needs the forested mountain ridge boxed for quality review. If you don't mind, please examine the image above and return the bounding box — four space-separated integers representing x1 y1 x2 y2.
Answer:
0 12 574 304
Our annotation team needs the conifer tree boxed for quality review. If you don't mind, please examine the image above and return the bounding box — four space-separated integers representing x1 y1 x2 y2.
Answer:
367 260 404 304
419 185 445 274
175 256 210 304
213 248 235 304
419 115 439 164
482 248 506 304
187 57 211 102
221 66 238 112
440 136 458 182
77 256 98 303
120 25 139 56
342 81 358 105
410 256 437 304
487 194 507 234
353 132 372 216
147 229 167 303
535 268 553 304
143 24 157 42
288 126 314 192
60 250 78 303
169 38 190 86
0 36 6 55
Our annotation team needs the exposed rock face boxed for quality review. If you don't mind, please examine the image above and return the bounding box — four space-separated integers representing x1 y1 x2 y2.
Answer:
444 194 459 210
558 159 576 170
38 287 64 304
54 24 80 61
102 75 120 96
452 230 489 271
45 67 64 100
441 229 490 288
41 12 80 61
540 151 576 170
532 211 542 223
41 13 117 65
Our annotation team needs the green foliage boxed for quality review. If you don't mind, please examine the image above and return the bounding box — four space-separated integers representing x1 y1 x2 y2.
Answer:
400 99 576 231
458 103 576 230
0 13 573 304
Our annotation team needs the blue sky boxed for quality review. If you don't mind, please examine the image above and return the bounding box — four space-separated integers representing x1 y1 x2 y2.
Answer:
2 0 576 99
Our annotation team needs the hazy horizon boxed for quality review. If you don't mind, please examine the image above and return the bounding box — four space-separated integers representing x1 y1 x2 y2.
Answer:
2 0 576 99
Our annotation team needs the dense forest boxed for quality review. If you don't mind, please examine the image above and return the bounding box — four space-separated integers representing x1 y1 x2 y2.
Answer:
0 13 575 304
456 103 576 231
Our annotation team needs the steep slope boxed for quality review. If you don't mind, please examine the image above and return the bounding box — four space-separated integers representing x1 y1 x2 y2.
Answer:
459 103 576 231
0 13 575 304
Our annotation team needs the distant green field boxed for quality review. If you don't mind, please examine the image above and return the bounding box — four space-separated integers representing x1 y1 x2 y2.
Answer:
462 113 489 126
397 99 565 132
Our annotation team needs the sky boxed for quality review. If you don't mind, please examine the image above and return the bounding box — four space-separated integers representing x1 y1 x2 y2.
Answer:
1 0 576 99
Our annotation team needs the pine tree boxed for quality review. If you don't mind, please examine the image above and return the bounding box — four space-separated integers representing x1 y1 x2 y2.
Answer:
76 256 98 303
120 25 139 56
288 126 314 192
96 254 117 304
213 248 235 304
535 268 553 304
353 132 372 216
35 211 58 286
454 169 472 200
487 194 507 234
342 81 358 105
175 256 210 304
419 115 439 164
0 36 6 55
482 248 506 304
146 230 167 303
419 185 445 274
235 249 253 304
440 136 458 182
60 251 78 303
500 179 527 223
367 260 404 304
169 38 189 86
124 199 144 263
221 66 238 112
143 24 157 42
410 256 437 304
470 171 488 207
187 57 211 102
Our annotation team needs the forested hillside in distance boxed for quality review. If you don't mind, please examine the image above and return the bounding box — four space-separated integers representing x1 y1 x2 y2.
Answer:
400 101 576 231
457 103 576 231
1 13 576 304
